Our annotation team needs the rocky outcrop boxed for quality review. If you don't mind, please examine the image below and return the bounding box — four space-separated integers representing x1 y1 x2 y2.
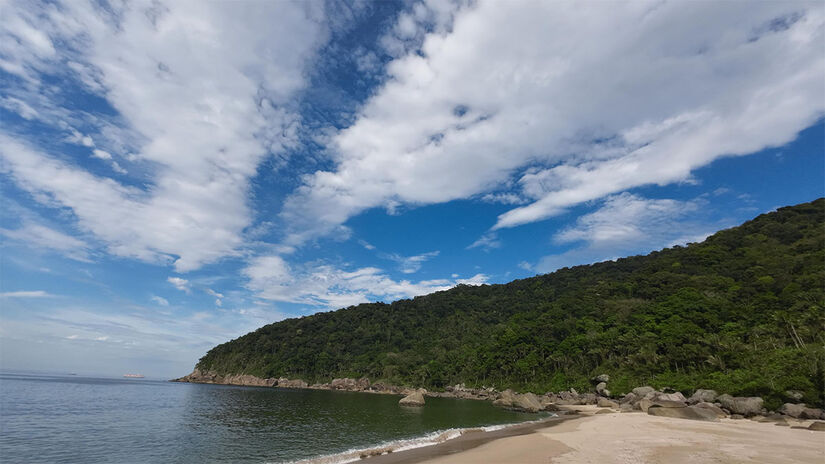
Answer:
717 395 763 417
647 405 719 422
779 403 825 419
276 378 309 389
597 398 619 409
173 369 278 387
399 391 425 406
632 386 655 397
687 389 718 404
512 393 543 413
492 389 516 408
693 402 726 418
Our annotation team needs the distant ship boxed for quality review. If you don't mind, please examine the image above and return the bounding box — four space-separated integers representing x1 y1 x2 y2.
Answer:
123 374 145 378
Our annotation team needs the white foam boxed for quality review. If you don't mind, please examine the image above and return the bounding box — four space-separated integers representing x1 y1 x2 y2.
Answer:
279 415 557 464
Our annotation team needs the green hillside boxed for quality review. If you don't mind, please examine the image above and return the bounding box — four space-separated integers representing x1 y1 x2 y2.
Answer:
195 199 825 408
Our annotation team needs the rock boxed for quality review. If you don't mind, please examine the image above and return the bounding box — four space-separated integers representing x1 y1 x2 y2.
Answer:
687 389 718 405
717 395 763 417
693 402 727 418
639 399 654 413
580 393 598 405
598 398 619 409
330 378 357 390
656 392 687 403
620 392 639 404
620 403 635 412
808 421 825 431
774 420 789 426
595 382 608 396
730 414 745 419
512 393 543 413
754 413 786 423
593 374 610 383
492 389 516 408
595 408 613 414
277 378 308 389
779 403 824 420
647 405 720 422
399 391 425 407
784 390 804 402
632 386 655 397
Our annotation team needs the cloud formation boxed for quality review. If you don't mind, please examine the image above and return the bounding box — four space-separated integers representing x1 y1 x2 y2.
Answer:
0 0 326 271
282 0 824 243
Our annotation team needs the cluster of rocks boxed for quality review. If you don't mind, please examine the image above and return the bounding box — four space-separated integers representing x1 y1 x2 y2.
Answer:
173 370 825 430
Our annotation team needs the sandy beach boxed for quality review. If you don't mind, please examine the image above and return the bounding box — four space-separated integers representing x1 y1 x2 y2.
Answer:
369 406 825 464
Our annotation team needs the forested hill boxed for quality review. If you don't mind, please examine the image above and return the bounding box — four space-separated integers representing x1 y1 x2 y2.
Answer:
195 198 825 407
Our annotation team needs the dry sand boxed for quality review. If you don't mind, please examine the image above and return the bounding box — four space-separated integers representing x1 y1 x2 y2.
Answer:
390 406 825 464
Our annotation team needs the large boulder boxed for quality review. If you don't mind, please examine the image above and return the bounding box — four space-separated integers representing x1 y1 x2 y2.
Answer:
779 403 824 419
399 391 425 406
632 386 655 397
620 392 639 404
655 392 687 403
717 395 763 417
512 393 543 413
277 378 308 388
595 382 609 397
580 393 599 405
808 422 825 432
330 378 357 390
693 402 727 418
492 389 516 408
597 398 619 409
784 390 804 402
687 389 718 405
647 405 720 422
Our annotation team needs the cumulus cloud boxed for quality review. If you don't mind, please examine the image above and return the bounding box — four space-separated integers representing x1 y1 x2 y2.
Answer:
243 255 487 309
167 277 189 293
0 0 327 272
281 0 824 244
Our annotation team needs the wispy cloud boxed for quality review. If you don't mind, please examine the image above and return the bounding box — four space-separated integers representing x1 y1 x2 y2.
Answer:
0 290 54 298
167 277 189 294
385 250 440 274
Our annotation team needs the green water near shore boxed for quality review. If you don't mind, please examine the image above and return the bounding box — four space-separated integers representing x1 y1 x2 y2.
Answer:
1 372 545 463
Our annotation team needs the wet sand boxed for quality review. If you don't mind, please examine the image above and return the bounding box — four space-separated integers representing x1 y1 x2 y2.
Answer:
366 406 825 464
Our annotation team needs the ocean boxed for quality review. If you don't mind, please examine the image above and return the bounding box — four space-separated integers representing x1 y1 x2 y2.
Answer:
0 372 546 463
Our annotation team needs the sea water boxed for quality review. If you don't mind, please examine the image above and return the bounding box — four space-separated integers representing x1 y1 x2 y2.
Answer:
0 372 545 463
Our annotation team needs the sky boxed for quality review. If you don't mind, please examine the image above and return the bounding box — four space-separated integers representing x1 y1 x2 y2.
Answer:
0 0 823 379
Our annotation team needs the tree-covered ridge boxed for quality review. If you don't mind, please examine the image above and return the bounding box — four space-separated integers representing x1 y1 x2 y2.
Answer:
196 199 825 408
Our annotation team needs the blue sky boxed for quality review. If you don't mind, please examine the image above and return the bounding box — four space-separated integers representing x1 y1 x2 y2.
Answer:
1 0 823 379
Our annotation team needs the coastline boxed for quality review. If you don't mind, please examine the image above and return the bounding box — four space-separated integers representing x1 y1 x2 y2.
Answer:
364 406 825 464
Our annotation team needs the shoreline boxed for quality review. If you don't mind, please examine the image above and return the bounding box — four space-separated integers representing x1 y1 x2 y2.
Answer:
364 407 825 464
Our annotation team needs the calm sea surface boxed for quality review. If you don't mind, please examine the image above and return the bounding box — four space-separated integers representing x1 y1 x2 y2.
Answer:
0 372 543 463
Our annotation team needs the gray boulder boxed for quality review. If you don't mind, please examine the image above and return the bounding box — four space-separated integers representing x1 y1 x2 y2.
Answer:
647 405 720 422
595 382 609 396
632 386 655 397
639 398 684 413
399 391 425 406
687 389 718 405
492 389 516 408
779 403 824 419
580 392 598 405
620 392 639 404
656 392 687 403
593 374 610 383
512 393 543 413
597 397 619 409
717 395 763 417
808 422 825 432
693 402 727 418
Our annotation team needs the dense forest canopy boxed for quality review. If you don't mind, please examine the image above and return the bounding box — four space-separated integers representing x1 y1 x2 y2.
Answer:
196 199 825 408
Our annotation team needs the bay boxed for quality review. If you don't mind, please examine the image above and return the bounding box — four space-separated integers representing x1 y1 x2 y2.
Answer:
0 372 544 463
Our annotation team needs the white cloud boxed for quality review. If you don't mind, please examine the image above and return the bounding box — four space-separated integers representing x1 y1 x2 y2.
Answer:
0 0 328 272
150 295 169 307
0 290 54 298
205 288 223 307
0 220 91 262
535 193 718 272
167 277 189 293
467 232 501 251
282 0 824 244
518 261 532 271
243 255 485 309
386 250 439 274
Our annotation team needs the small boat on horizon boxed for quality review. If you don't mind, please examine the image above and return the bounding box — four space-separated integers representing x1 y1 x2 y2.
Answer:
123 374 145 378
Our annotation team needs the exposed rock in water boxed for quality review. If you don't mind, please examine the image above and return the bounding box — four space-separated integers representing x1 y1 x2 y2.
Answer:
492 389 516 408
276 378 309 389
779 403 825 420
173 369 277 387
647 405 719 422
717 395 763 417
399 391 425 407
687 389 718 405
